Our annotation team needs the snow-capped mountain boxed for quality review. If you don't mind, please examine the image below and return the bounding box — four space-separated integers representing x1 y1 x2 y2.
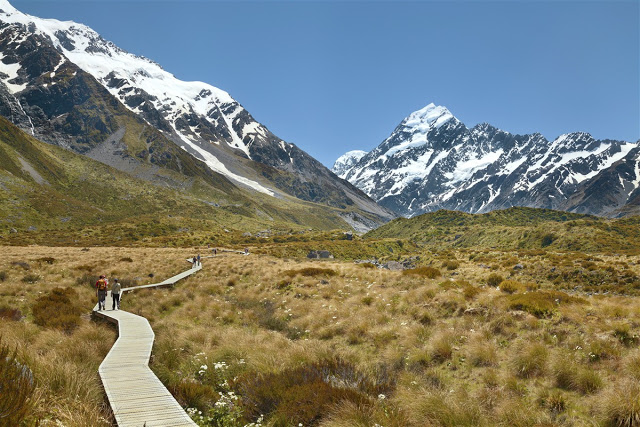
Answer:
332 150 367 179
0 0 393 226
338 103 639 217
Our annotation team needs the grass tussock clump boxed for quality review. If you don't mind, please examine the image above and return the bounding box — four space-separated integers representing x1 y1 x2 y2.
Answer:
403 266 441 279
551 354 602 394
397 388 484 427
234 358 393 425
599 379 640 427
31 287 84 333
0 337 35 425
283 267 337 278
512 343 548 378
466 338 498 367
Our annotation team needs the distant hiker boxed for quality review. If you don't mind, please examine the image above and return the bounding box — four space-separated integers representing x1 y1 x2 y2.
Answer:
212 248 217 256
192 256 197 269
244 247 249 256
197 253 201 266
96 275 108 311
112 278 121 310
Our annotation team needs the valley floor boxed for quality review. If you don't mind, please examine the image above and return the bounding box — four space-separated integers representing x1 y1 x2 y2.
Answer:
1 245 639 426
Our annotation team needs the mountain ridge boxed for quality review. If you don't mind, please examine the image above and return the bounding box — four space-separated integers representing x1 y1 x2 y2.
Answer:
334 103 639 218
0 0 394 231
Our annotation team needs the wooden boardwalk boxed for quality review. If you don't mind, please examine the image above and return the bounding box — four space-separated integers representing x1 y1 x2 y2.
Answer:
93 261 202 426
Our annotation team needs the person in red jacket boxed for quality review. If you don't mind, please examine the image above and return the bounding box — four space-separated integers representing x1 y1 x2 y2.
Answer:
96 275 108 311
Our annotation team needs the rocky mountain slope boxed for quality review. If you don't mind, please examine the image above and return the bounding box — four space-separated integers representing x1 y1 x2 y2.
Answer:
0 0 393 231
335 103 639 217
0 113 386 245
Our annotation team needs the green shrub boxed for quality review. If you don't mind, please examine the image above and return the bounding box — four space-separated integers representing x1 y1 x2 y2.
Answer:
360 263 376 269
0 337 35 425
486 273 504 287
463 285 480 299
31 287 83 333
403 267 441 279
443 260 459 271
507 290 585 318
0 271 7 282
120 257 134 262
499 280 522 294
541 233 556 247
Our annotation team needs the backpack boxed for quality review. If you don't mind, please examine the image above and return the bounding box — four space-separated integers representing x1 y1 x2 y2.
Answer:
97 279 107 291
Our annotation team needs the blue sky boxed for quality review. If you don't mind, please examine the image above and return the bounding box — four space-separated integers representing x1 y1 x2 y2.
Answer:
12 0 639 167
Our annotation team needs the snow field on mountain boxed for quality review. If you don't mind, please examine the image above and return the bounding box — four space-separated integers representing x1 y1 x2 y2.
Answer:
0 1 279 191
0 52 25 93
336 101 639 217
175 132 275 196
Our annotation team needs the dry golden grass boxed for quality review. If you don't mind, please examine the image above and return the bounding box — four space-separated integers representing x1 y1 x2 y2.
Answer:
1 245 639 425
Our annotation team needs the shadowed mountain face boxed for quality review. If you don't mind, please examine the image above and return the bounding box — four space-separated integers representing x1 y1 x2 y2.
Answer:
334 103 639 218
0 0 393 231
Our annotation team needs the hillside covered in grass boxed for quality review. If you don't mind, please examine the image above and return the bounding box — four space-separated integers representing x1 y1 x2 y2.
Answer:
366 207 640 254
0 116 387 246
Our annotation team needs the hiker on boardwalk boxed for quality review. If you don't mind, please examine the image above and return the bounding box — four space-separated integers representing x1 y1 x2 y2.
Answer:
112 278 121 310
197 253 201 266
244 247 249 256
212 248 217 256
96 275 108 311
192 256 197 269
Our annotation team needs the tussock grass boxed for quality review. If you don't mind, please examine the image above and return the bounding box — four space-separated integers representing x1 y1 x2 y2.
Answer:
550 352 603 394
512 343 548 378
599 380 640 427
1 245 640 425
0 336 35 425
32 287 84 333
